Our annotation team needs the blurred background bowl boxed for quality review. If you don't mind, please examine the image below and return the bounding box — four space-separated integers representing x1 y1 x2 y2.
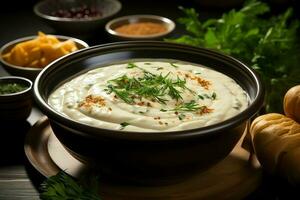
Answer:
0 76 32 121
0 34 89 81
33 0 122 37
105 15 176 41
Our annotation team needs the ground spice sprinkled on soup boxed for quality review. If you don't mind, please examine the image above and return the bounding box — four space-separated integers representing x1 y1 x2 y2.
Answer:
48 60 249 132
114 22 167 36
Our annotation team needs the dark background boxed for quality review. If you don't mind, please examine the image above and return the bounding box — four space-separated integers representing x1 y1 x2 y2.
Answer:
1 0 299 47
0 0 300 199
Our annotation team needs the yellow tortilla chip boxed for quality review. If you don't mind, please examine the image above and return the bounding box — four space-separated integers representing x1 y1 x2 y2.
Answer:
1 31 78 68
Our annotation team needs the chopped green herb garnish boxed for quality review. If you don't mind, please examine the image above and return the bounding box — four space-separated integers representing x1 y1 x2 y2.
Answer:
198 94 204 100
160 109 167 112
127 63 138 68
0 82 27 95
203 94 211 99
106 65 194 104
212 92 217 100
173 100 201 111
201 93 217 100
84 84 93 89
170 63 179 68
144 62 151 65
195 72 201 75
156 67 164 70
120 122 130 129
107 84 135 104
233 100 243 110
178 113 186 120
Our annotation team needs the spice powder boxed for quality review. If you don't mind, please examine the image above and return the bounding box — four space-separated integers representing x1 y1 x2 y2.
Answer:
114 22 167 36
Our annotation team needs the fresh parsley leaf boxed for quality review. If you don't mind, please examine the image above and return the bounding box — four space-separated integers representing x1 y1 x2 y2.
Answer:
40 171 101 200
167 0 300 113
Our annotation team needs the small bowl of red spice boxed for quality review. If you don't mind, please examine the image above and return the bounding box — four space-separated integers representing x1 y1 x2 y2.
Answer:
105 15 176 40
33 0 122 36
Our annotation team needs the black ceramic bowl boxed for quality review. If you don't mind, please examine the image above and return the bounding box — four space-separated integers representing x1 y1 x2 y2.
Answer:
34 41 264 184
33 0 122 36
0 76 33 121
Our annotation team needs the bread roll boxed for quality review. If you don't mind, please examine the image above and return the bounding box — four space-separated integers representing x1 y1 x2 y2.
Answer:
284 85 300 124
250 113 300 185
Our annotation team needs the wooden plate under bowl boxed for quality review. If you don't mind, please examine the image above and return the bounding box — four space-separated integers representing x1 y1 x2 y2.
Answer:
24 116 262 200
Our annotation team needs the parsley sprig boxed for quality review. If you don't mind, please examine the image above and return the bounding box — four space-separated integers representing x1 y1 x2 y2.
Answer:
40 171 101 200
167 0 300 113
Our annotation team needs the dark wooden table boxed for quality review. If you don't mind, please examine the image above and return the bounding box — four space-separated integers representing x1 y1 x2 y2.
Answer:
0 0 299 199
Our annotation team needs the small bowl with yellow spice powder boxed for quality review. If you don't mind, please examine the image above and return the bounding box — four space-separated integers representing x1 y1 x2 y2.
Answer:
105 15 175 40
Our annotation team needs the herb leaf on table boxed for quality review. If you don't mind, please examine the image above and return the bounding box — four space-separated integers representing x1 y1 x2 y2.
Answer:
40 171 101 200
167 0 300 113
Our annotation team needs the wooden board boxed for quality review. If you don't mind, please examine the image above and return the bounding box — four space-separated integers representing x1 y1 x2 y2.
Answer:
24 116 262 200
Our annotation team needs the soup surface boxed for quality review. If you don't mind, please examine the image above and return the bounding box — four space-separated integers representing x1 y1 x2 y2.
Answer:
48 60 248 132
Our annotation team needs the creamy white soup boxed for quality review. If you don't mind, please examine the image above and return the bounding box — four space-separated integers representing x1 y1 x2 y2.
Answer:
48 60 248 132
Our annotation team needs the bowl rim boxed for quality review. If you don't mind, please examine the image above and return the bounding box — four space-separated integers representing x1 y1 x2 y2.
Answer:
34 41 265 141
0 34 89 71
105 14 176 39
33 0 122 22
0 76 32 96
